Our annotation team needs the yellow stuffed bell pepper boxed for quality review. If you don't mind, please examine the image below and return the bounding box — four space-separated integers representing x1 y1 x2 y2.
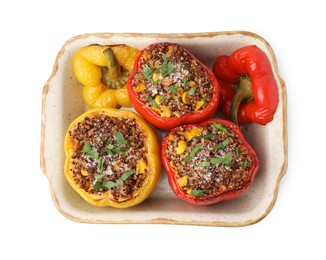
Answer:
72 45 139 108
64 108 161 208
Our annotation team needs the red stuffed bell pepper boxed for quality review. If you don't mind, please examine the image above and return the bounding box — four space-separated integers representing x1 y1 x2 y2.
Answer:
161 117 259 206
212 45 278 125
128 42 220 130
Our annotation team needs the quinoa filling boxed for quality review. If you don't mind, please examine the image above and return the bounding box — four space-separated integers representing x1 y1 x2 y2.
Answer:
165 121 253 197
68 113 148 201
131 42 213 118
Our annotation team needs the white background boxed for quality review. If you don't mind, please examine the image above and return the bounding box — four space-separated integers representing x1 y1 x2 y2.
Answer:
0 0 325 259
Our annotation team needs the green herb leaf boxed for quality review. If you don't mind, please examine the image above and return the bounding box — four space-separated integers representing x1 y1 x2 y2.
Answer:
223 152 233 165
94 174 105 180
146 96 158 108
160 96 167 103
210 152 233 166
199 161 210 167
97 157 105 171
213 138 230 150
191 189 208 196
184 146 203 162
169 85 177 94
88 151 99 159
121 168 136 181
188 87 196 95
243 160 248 169
81 141 91 153
201 96 210 101
82 142 99 158
93 183 106 190
143 65 153 81
161 54 175 77
183 80 190 88
213 121 229 134
115 179 123 186
103 181 117 189
193 133 216 140
103 146 127 155
114 132 130 146
97 168 136 190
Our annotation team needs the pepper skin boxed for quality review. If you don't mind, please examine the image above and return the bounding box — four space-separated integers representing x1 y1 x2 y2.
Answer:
161 118 259 206
64 108 161 208
212 45 278 125
72 45 139 108
128 42 220 130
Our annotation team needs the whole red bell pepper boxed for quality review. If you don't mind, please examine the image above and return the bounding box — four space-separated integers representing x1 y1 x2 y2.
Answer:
161 117 259 206
212 45 278 125
128 42 220 130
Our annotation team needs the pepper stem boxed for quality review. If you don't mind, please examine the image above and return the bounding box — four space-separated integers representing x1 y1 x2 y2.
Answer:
101 48 129 89
230 76 254 125
103 48 122 79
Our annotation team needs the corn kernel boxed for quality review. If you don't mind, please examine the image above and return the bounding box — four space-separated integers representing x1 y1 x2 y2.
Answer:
169 160 175 168
195 100 205 110
168 134 174 140
189 81 196 87
182 92 189 104
135 83 146 93
152 71 162 83
81 169 89 176
155 95 162 105
186 188 193 195
166 45 175 58
143 53 148 60
136 158 147 174
177 175 189 187
183 127 203 140
160 106 172 118
176 140 186 154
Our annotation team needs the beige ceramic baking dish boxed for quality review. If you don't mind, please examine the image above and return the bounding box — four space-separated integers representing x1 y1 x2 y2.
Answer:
40 31 287 226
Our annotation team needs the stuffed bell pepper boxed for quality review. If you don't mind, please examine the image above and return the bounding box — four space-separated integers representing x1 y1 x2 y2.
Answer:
64 108 161 208
212 45 278 125
72 44 139 108
128 42 220 130
161 118 259 206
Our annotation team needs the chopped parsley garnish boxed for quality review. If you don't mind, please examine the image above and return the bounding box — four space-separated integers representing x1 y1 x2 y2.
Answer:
193 133 216 140
210 152 233 166
161 54 175 77
191 189 208 196
121 168 136 181
143 65 153 81
114 132 130 146
213 138 230 150
188 87 196 95
184 146 203 162
103 145 127 155
199 161 210 167
81 141 99 158
183 80 190 87
94 174 105 180
94 168 136 190
146 96 158 108
81 141 91 153
213 121 229 134
97 157 105 171
243 160 248 169
160 96 167 103
201 96 210 101
169 85 177 94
